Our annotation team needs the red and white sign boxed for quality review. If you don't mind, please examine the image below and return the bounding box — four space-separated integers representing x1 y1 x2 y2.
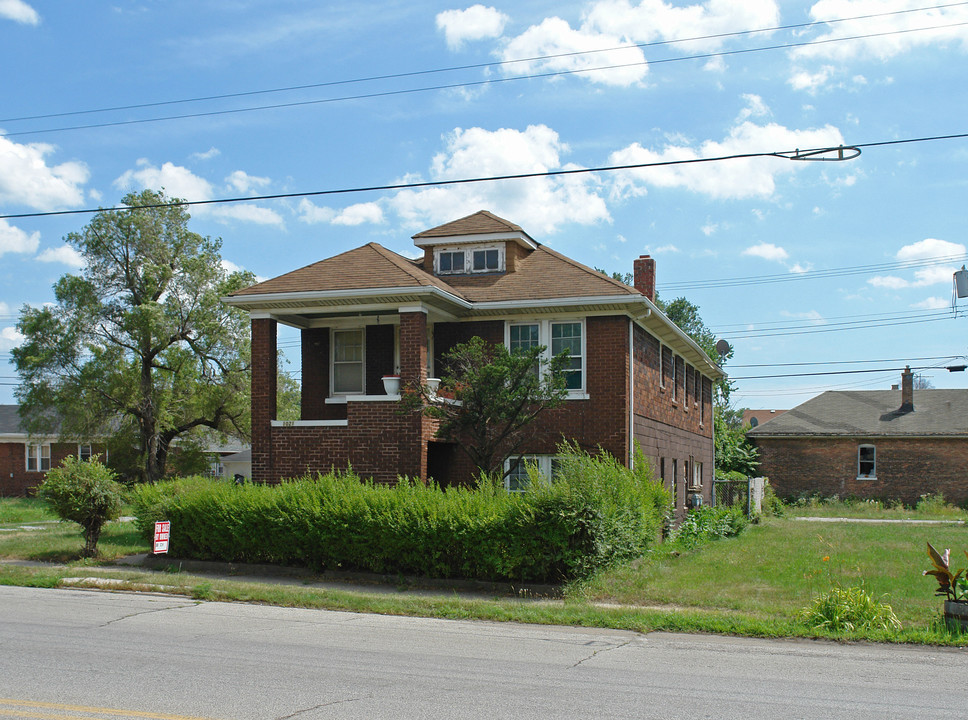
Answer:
153 521 171 554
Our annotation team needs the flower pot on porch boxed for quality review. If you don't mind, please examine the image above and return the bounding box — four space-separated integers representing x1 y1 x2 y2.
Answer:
426 377 440 397
944 600 968 632
382 375 401 395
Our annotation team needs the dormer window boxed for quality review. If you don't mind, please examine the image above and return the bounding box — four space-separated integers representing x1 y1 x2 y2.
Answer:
436 249 465 275
434 245 504 275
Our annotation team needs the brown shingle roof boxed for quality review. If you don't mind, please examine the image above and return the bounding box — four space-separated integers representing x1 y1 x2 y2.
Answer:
442 244 639 302
412 210 529 240
229 243 464 299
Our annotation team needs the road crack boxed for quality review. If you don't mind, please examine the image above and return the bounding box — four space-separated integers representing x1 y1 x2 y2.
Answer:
275 696 367 719
570 639 631 669
98 602 200 627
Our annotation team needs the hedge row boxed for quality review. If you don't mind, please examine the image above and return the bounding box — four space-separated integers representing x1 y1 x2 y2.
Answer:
130 446 669 583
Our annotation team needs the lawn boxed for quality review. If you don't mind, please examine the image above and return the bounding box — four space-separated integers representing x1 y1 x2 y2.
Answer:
571 516 966 628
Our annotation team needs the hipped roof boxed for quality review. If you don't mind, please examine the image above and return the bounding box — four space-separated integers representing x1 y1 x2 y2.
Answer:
747 389 968 438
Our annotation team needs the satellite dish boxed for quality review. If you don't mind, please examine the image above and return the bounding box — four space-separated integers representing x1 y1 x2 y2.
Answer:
715 339 731 357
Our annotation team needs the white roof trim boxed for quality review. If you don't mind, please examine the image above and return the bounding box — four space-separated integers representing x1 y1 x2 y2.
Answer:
413 231 537 250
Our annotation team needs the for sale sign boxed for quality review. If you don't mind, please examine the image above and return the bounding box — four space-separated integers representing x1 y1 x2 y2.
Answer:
153 521 170 554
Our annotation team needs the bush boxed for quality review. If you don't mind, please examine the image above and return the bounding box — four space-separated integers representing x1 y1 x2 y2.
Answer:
38 455 123 558
129 445 670 583
761 479 785 517
799 585 902 633
669 505 748 549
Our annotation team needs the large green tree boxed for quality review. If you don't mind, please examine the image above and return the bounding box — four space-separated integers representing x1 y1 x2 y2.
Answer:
14 190 253 483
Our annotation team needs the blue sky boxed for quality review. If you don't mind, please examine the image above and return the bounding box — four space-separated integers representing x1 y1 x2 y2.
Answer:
2 0 967 411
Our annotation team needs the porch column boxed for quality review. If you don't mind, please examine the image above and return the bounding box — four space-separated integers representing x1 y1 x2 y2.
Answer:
399 309 429 480
251 316 277 483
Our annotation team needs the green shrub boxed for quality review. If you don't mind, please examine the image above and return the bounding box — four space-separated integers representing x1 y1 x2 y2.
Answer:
669 505 748 548
761 479 784 517
129 445 669 583
800 585 902 633
38 455 123 558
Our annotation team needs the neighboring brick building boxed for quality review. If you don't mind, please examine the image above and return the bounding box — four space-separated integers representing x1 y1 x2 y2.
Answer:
0 405 103 496
225 211 725 512
747 367 968 505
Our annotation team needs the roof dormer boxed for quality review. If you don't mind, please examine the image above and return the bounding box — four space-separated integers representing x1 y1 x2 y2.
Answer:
412 210 537 276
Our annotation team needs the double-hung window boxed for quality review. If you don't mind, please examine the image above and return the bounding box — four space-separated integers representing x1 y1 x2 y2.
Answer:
78 445 92 462
858 445 876 478
507 320 585 395
505 455 561 492
26 444 50 472
332 329 364 395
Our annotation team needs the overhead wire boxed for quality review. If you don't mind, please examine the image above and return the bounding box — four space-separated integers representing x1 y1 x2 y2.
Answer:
4 1 965 125
5 16 968 138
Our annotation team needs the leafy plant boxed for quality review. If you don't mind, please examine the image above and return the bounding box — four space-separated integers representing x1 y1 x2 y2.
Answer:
924 542 968 602
37 456 123 558
668 505 748 548
800 584 902 632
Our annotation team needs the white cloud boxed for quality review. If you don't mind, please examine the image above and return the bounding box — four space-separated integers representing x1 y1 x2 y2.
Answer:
895 237 967 286
0 0 39 24
743 242 788 262
0 135 88 210
225 170 270 194
649 244 680 254
912 296 949 310
737 94 769 121
36 244 84 268
793 0 968 62
608 118 845 200
500 16 646 87
701 223 718 236
868 275 908 289
115 160 284 226
0 325 24 352
0 219 40 257
297 200 385 226
221 258 266 283
583 0 779 52
388 125 610 235
788 65 835 93
789 262 812 274
436 5 508 49
191 147 221 161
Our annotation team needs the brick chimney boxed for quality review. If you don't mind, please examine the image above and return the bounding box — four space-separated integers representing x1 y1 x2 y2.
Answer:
900 365 914 412
633 255 656 301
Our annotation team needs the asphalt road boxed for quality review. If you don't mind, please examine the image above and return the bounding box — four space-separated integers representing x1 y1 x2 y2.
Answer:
2 586 966 719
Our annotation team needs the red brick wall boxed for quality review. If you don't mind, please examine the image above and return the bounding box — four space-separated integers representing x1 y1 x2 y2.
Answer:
300 328 329 420
0 441 102 496
753 436 968 505
251 318 277 483
631 324 714 512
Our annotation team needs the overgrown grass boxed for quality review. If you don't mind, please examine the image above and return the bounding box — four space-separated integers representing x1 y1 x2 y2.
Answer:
786 493 967 520
571 516 964 629
0 497 58 524
0 517 147 562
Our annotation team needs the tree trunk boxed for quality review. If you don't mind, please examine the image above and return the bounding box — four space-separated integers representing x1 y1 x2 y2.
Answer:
82 523 102 558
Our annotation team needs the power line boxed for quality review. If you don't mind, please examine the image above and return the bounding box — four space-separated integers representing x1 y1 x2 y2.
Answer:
4 129 966 222
6 18 968 139
716 307 966 339
658 253 968 291
730 363 952 380
4 1 963 125
729 355 963 368
713 306 957 333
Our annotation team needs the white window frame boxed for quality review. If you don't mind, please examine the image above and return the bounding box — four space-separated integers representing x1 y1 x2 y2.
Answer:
331 328 365 396
78 444 92 462
659 344 666 389
434 245 505 275
505 318 586 397
858 444 876 479
671 353 678 402
26 443 50 472
504 455 560 492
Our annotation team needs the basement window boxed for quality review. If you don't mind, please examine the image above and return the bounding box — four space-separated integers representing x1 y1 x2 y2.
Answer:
858 444 876 478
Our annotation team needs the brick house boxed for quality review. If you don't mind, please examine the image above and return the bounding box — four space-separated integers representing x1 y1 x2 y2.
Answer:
747 367 968 505
225 211 725 510
0 405 104 496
